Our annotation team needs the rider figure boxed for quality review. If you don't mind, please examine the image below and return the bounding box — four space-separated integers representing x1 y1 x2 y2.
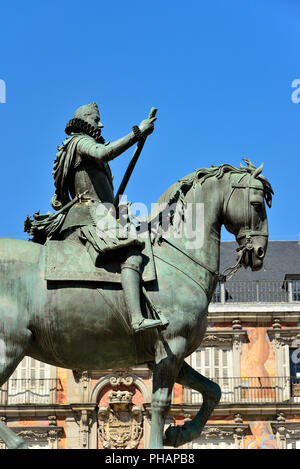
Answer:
50 102 162 333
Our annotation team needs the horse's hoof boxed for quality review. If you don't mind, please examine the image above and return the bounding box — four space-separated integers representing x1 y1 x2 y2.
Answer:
163 425 180 447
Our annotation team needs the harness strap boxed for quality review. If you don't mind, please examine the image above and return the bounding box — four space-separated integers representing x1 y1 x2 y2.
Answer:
153 252 210 298
96 288 132 334
237 230 268 241
161 237 218 277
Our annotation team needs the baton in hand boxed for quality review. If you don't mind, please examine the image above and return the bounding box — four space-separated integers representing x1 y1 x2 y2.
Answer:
114 107 158 208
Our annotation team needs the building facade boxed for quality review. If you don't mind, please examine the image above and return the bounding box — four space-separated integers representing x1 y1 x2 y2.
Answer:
1 241 300 449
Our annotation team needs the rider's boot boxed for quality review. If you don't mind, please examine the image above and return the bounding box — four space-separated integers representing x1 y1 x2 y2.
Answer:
121 250 162 333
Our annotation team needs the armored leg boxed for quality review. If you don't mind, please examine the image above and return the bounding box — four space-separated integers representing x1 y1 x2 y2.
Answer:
121 249 162 333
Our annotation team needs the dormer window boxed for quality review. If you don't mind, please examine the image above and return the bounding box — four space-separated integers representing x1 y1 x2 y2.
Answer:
284 275 300 302
292 280 300 301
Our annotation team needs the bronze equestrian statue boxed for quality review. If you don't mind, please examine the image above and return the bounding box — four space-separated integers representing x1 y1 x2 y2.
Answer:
28 102 162 334
0 103 273 449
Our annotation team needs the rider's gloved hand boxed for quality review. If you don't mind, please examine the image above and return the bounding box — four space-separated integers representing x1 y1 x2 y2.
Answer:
138 116 156 137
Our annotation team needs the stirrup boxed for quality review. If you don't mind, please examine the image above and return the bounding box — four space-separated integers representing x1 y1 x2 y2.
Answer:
132 318 162 333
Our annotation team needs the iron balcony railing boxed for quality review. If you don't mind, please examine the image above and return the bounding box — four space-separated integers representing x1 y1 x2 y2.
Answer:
189 376 300 404
0 378 64 405
2 376 300 406
211 280 300 303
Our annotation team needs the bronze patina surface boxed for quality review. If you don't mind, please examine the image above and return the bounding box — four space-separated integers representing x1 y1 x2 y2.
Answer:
0 104 273 449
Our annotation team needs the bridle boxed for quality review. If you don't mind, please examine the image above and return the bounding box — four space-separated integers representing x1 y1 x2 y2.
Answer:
221 172 268 279
155 171 269 290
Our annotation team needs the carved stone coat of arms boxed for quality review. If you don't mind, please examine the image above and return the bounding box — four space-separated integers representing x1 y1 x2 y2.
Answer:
98 390 143 449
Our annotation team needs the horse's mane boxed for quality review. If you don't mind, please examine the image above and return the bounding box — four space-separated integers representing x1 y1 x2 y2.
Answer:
154 158 274 209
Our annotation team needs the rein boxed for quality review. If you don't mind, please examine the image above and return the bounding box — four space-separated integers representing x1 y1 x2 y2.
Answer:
160 237 217 277
158 236 250 284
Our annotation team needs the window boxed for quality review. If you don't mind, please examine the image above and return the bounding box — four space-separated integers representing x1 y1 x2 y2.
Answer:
28 441 50 450
192 438 235 449
287 439 300 449
212 282 231 303
292 281 300 301
280 345 291 401
8 357 53 404
289 347 300 378
289 345 300 401
283 276 300 302
213 282 221 302
2 440 52 450
190 347 233 403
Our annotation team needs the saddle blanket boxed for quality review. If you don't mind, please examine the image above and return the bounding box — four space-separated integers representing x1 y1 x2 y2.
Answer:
44 234 156 284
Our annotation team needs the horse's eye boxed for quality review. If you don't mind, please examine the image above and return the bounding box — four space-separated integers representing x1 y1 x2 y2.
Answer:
251 201 263 210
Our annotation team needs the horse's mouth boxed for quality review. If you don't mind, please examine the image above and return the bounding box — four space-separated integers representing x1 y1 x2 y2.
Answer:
241 249 252 269
241 249 263 272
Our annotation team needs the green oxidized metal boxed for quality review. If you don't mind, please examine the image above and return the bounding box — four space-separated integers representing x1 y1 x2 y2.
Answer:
0 104 273 449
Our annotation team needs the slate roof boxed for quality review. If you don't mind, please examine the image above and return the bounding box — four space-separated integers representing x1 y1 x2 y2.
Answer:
218 241 300 302
220 241 300 282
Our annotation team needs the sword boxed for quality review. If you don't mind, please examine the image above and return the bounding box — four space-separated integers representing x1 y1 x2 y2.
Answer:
114 107 158 208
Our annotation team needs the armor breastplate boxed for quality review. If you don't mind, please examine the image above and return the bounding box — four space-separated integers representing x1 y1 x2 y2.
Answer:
61 159 115 233
69 159 114 204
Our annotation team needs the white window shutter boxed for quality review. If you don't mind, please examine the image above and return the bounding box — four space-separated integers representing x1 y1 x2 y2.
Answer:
191 347 233 403
282 345 291 401
8 357 52 404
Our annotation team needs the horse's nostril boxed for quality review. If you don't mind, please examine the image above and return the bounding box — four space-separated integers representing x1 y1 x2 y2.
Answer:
257 247 264 258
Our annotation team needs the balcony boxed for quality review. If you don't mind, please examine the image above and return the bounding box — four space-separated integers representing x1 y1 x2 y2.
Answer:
211 280 300 304
0 379 64 405
189 376 300 404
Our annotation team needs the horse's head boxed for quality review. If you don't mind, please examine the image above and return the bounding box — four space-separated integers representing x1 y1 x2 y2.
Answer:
222 160 273 272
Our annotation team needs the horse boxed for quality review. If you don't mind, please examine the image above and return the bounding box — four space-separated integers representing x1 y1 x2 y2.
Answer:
0 159 273 449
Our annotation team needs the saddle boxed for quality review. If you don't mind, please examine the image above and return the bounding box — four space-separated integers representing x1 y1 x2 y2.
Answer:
44 232 156 284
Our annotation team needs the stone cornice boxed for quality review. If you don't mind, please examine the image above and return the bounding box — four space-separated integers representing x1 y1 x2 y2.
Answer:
70 403 98 413
90 366 152 379
3 426 63 442
203 329 249 347
144 402 300 418
214 402 300 416
0 404 98 418
2 401 300 422
271 421 300 438
201 423 249 439
208 303 300 323
267 328 300 346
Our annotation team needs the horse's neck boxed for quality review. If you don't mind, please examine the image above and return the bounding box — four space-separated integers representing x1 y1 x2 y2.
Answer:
168 177 223 275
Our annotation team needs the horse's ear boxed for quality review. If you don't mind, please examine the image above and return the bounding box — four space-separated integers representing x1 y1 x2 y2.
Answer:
265 192 272 208
241 158 256 171
252 162 264 179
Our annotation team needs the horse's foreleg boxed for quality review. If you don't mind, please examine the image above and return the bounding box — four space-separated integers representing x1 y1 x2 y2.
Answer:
163 361 221 448
0 420 28 449
148 337 186 449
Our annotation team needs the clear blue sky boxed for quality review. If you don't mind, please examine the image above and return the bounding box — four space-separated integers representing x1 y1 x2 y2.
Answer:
0 0 299 241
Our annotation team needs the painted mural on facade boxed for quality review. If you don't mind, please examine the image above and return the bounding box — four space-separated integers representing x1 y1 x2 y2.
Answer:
244 421 276 449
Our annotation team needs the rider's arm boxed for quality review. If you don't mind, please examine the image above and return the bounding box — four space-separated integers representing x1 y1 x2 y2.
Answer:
77 118 155 163
100 131 140 163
